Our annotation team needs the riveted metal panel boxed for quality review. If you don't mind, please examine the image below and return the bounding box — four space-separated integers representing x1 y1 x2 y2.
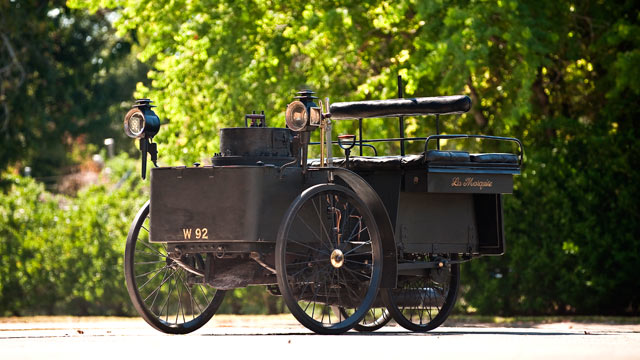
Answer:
149 166 304 243
395 192 478 254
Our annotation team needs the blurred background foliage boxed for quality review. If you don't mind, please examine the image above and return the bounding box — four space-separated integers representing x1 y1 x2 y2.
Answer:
0 0 148 179
0 154 145 315
0 0 638 315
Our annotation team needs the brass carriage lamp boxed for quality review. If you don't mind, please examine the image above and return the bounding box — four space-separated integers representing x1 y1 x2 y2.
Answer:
124 99 161 179
124 99 160 139
285 90 324 170
285 90 322 132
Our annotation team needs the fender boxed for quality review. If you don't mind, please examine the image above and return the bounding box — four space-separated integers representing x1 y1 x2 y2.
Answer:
332 168 397 289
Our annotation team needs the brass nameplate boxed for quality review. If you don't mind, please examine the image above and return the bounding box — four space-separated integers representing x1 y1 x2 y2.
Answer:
450 177 493 191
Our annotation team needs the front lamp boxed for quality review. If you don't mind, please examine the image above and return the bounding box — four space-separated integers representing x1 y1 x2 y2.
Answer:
123 99 161 180
124 99 160 139
285 90 322 132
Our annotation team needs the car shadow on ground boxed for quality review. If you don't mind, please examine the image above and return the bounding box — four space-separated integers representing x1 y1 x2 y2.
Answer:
198 329 612 337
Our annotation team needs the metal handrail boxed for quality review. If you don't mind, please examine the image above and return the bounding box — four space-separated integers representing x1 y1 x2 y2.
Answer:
424 134 524 166
309 141 378 156
312 134 524 165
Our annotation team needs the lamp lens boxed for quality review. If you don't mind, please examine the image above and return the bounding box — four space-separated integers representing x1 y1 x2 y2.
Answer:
285 101 308 131
129 113 145 135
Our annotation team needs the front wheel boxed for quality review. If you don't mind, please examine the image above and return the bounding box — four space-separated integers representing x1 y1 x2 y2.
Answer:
124 201 226 334
276 184 383 334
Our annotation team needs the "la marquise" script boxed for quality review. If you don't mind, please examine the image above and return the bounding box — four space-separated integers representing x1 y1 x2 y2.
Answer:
451 177 493 190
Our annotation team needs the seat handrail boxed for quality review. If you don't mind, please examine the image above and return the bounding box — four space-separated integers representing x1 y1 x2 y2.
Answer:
310 141 378 156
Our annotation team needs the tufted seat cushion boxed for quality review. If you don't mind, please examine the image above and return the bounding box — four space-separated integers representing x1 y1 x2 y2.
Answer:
309 150 517 171
311 154 425 171
470 153 518 164
310 156 403 171
425 150 470 162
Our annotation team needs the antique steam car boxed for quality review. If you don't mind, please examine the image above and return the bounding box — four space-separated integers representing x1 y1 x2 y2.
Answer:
122 80 522 335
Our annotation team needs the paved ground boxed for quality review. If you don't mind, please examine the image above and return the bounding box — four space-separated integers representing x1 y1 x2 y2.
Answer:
1 315 639 360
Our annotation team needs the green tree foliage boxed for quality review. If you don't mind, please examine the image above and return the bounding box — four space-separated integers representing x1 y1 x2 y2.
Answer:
218 287 285 315
0 0 147 177
59 0 638 315
0 155 145 315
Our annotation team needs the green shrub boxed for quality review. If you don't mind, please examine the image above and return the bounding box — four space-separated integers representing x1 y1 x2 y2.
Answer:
0 154 146 315
0 154 286 316
461 130 640 315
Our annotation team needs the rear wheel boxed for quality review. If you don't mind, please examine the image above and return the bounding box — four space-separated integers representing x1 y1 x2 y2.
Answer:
332 306 391 332
124 201 226 334
382 254 459 332
276 184 383 334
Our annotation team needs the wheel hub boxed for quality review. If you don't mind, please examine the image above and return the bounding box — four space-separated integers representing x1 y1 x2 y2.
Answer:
330 249 345 268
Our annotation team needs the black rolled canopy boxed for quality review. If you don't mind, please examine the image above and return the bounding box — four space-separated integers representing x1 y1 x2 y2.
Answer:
329 95 471 120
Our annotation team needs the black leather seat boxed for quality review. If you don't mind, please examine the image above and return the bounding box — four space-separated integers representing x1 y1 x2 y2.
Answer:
470 153 518 164
425 150 470 162
310 156 404 171
309 150 517 171
310 153 429 171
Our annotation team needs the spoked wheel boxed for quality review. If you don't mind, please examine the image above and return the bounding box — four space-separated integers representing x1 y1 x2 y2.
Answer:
331 306 392 332
276 184 383 335
124 201 226 334
381 254 460 332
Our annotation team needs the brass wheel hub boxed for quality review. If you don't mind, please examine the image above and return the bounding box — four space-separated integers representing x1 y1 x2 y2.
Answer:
330 249 345 268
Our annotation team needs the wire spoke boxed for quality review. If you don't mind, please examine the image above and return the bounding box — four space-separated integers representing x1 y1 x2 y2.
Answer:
135 260 166 265
295 213 330 250
341 265 372 280
138 265 170 290
344 259 373 267
182 274 204 316
137 240 167 258
311 197 334 249
330 269 342 321
288 264 312 279
175 269 187 324
338 268 362 303
286 258 330 267
135 249 164 258
286 250 318 258
197 284 212 306
346 226 369 243
344 216 362 244
161 269 178 323
287 239 330 255
147 268 169 315
136 265 168 278
343 240 372 256
143 267 174 303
